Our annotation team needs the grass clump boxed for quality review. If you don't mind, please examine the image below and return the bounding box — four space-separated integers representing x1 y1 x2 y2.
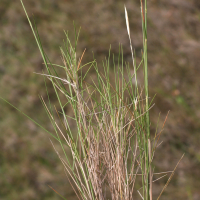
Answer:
4 0 183 199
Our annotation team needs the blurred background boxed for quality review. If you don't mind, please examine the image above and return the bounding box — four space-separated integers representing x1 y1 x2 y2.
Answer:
1 0 200 199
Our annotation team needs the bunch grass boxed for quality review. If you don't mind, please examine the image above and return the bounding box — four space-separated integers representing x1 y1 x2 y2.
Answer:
1 0 184 199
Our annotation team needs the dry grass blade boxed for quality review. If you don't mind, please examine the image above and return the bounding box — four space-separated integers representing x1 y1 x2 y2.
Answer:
77 48 86 71
124 6 136 85
34 72 76 87
48 185 66 200
157 154 185 200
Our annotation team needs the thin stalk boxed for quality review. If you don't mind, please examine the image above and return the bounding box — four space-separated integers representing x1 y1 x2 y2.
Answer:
143 0 150 199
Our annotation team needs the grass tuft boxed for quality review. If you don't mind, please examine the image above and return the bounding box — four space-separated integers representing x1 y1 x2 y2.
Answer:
1 1 183 199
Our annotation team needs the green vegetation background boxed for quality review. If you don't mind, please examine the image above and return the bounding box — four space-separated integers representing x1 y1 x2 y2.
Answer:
1 0 200 199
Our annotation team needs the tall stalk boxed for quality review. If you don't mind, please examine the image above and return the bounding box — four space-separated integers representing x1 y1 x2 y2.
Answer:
125 0 151 198
144 0 150 199
141 0 150 199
